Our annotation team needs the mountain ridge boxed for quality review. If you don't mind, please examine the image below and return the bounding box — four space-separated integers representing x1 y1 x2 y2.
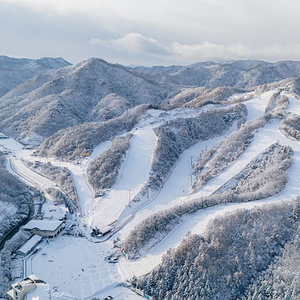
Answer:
0 56 70 97
1 56 300 145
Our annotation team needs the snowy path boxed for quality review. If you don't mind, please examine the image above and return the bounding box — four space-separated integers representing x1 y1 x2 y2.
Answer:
116 92 273 237
70 166 94 217
188 121 280 200
244 90 274 120
85 107 212 229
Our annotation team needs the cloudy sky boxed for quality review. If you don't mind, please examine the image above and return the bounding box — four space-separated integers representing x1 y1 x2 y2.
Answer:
1 0 300 66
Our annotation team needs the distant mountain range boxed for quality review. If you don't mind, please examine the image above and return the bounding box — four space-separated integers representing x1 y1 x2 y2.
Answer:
1 56 300 148
131 60 300 88
0 56 70 97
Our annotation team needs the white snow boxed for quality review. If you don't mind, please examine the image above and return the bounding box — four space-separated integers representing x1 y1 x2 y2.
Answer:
5 90 300 299
244 90 274 120
30 236 119 299
87 125 158 228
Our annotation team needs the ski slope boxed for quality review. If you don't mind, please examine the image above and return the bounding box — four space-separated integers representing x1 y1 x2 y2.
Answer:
87 125 158 228
83 106 215 229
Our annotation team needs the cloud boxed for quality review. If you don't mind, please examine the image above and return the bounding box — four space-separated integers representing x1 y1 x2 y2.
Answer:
90 33 300 65
170 41 300 64
0 0 90 15
170 41 248 62
90 33 172 57
3 1 300 65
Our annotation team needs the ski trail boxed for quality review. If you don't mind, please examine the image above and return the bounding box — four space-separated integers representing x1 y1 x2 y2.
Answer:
87 126 157 228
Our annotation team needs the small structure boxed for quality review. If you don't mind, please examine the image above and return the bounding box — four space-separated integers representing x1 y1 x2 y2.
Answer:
7 274 78 300
7 274 50 300
0 133 9 139
23 144 34 150
95 190 106 197
91 225 112 238
43 205 66 221
276 86 290 92
98 225 112 236
23 220 65 238
16 235 42 256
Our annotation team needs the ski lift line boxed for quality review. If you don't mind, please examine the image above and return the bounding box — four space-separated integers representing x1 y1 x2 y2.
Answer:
99 185 166 240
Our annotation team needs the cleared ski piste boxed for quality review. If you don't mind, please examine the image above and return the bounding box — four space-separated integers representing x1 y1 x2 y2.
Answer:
83 106 214 229
4 91 300 298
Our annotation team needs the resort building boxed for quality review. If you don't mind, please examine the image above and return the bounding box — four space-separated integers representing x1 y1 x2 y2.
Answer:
23 220 65 238
7 274 50 300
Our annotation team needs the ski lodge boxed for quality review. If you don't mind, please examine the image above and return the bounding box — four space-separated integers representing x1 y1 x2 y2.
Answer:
23 220 65 238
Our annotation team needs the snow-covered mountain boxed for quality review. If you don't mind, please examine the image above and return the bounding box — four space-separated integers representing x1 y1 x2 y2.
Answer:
0 56 70 97
1 88 300 299
0 57 179 141
1 57 300 144
132 60 300 88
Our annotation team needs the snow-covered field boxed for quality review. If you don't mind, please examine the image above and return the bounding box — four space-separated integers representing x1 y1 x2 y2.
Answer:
4 91 300 299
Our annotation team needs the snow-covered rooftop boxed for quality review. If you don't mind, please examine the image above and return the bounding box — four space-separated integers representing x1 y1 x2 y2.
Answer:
16 235 42 255
24 220 64 232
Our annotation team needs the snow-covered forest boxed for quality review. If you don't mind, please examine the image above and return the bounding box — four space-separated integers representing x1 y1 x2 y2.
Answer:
136 199 300 300
87 134 132 191
0 155 32 245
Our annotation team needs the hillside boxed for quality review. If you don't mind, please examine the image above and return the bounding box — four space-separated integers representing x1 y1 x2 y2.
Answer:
0 58 179 142
0 56 70 97
1 58 300 148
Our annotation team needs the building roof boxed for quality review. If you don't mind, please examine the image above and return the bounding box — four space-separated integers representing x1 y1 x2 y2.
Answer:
26 281 50 300
7 274 77 300
17 235 42 255
43 205 66 220
24 220 64 232
0 133 8 138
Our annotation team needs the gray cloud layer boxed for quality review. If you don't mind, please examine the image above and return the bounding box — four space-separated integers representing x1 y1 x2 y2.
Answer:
1 0 300 66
